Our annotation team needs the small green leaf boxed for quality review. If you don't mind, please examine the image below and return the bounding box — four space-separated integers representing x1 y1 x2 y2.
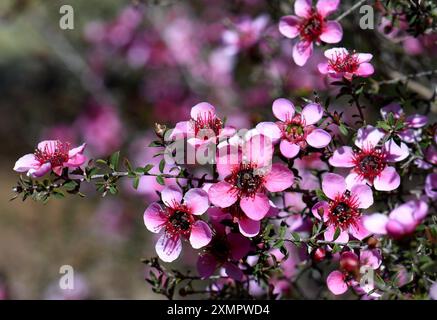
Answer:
291 232 300 242
315 189 329 201
63 181 78 191
144 164 154 173
333 227 341 241
159 159 166 173
339 124 348 136
156 175 165 186
109 151 120 170
133 176 140 190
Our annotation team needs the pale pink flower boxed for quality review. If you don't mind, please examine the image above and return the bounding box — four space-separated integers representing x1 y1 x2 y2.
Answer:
364 200 429 239
256 98 331 159
209 134 294 221
279 0 343 66
143 186 212 262
329 125 409 191
312 173 373 243
14 140 86 178
318 47 374 80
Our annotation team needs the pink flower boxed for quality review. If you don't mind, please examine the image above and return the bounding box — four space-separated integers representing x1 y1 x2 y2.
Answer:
312 173 373 243
143 186 212 262
14 140 86 178
327 249 381 296
197 209 251 281
329 125 409 191
318 47 374 80
169 102 236 147
279 0 343 66
256 98 331 159
209 134 294 221
425 173 437 200
380 103 427 143
364 200 429 239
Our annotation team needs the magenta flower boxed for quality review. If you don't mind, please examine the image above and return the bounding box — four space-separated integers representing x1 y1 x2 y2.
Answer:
329 125 409 191
197 209 251 281
169 102 236 147
318 47 374 80
327 249 381 296
279 0 343 66
143 186 212 262
364 200 429 239
425 173 437 200
256 98 331 159
209 134 294 221
312 173 373 243
380 102 428 143
14 140 86 178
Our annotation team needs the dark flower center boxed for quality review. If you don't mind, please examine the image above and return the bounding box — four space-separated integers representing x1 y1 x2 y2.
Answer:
165 207 194 237
328 52 360 73
34 141 70 167
227 163 264 197
353 148 386 183
192 113 223 140
299 11 324 42
328 192 360 229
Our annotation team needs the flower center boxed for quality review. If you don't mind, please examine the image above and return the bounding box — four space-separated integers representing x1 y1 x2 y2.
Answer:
353 147 387 183
34 141 70 168
328 52 360 73
207 236 231 263
328 191 360 230
227 163 264 197
192 113 223 140
299 11 324 42
279 115 308 146
165 206 194 237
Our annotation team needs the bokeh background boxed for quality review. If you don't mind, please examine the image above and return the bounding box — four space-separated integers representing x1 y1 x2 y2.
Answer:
0 0 435 299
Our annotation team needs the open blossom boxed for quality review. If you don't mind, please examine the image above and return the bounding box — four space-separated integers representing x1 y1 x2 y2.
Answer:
279 0 343 66
14 140 86 178
143 186 212 262
327 249 382 296
169 102 236 147
256 98 331 159
197 208 251 281
380 103 427 143
318 47 374 80
364 200 429 239
329 125 409 191
312 173 373 243
208 134 294 222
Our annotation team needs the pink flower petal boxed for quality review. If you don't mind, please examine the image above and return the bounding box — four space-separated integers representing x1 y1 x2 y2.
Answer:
169 121 190 139
184 188 209 215
320 21 343 43
349 217 370 240
13 154 39 172
363 213 389 235
294 0 312 18
356 53 373 63
244 134 273 168
216 144 241 178
272 98 295 122
316 0 340 17
373 166 400 191
161 186 183 207
306 129 331 148
324 47 348 59
279 15 301 39
350 184 373 209
322 173 347 200
302 103 323 125
355 62 374 77
37 140 58 151
386 220 406 238
360 249 382 269
384 139 409 162
28 162 52 178
155 233 182 262
256 122 282 142
264 163 294 192
208 181 238 208
190 102 216 120
280 140 300 158
238 215 261 237
143 203 166 233
355 126 385 150
228 233 251 259
327 270 349 295
189 220 212 249
406 114 427 128
293 40 313 66
381 102 403 119
324 224 349 243
240 193 270 221
68 143 86 157
197 254 217 279
329 146 355 167
318 62 330 74
312 201 329 221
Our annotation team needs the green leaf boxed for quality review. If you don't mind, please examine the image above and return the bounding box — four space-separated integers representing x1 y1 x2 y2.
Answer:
159 159 166 173
109 151 120 170
133 176 140 190
63 181 78 191
291 232 300 242
333 227 341 241
144 164 154 173
339 124 348 136
315 189 329 201
156 175 165 186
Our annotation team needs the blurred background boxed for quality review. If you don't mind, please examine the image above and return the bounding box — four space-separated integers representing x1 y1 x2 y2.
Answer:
0 0 435 299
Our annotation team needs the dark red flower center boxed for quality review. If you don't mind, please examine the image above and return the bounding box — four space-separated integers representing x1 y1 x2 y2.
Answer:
328 191 360 230
34 141 70 167
352 147 387 183
192 113 223 140
226 163 265 197
165 205 194 237
299 10 324 42
328 52 360 73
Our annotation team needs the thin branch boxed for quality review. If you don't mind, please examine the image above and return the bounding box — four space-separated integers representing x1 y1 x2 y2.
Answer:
335 0 367 22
